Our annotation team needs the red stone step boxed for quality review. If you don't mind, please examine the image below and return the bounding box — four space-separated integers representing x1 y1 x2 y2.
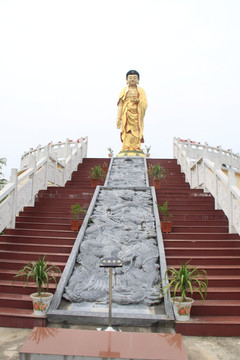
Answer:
190 287 240 300
0 280 39 294
172 220 228 226
164 233 240 240
21 207 86 214
0 242 72 254
164 239 240 248
0 234 75 245
0 293 33 309
175 316 240 337
0 258 66 271
36 195 93 202
18 211 73 219
169 209 227 216
191 299 240 316
205 276 240 287
0 250 69 262
4 228 76 238
159 198 214 204
0 307 46 328
165 247 240 257
171 225 228 233
169 213 228 221
15 221 74 231
30 202 89 210
168 264 240 276
157 191 212 197
166 255 240 265
0 268 61 282
16 216 72 224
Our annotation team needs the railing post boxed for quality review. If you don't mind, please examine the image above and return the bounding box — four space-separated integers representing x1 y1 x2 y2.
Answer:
29 156 37 206
202 144 209 193
44 146 50 190
218 146 222 167
214 160 221 210
9 169 18 229
228 169 236 233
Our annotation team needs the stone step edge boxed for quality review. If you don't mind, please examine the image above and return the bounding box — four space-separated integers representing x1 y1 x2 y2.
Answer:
177 315 240 324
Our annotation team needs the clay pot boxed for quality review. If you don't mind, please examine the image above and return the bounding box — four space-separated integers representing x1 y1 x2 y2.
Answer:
70 220 83 231
161 221 172 233
153 179 161 189
91 179 100 188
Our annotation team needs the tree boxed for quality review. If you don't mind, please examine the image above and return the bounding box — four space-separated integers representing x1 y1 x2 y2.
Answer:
0 158 7 190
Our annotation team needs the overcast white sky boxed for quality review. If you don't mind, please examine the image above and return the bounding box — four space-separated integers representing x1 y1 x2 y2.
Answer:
1 0 240 180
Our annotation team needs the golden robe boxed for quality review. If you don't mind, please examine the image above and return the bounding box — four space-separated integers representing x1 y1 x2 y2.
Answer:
117 86 147 152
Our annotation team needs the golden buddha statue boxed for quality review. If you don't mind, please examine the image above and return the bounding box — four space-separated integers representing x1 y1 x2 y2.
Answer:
117 70 148 157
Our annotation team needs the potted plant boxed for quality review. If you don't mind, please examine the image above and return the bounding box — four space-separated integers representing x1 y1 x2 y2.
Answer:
156 201 173 233
14 256 61 316
162 261 208 321
89 165 106 187
70 203 86 231
144 145 151 158
148 164 167 189
102 161 108 174
108 147 114 157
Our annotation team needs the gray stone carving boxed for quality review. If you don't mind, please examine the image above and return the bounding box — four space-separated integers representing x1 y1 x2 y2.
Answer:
63 158 161 306
106 157 147 187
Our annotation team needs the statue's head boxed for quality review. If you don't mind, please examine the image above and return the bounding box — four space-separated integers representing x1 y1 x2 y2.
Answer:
126 70 139 85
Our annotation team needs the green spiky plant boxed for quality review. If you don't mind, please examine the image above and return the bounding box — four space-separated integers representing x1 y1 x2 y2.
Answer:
14 256 61 296
148 164 167 180
156 201 172 222
89 165 106 180
71 203 86 220
108 147 114 156
144 145 151 154
162 261 208 303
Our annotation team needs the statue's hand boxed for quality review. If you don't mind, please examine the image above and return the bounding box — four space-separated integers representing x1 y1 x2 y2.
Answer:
132 97 139 103
116 118 121 129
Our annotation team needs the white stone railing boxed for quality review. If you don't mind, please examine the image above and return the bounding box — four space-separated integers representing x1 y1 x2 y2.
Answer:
173 137 240 234
0 137 88 232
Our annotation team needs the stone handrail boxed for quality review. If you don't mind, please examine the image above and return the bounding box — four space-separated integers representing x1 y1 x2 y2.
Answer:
0 137 88 232
173 137 240 234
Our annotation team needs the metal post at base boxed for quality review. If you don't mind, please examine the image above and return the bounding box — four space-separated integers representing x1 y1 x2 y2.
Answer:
98 258 122 332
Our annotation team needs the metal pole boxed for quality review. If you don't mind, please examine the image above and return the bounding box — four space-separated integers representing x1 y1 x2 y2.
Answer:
108 267 112 328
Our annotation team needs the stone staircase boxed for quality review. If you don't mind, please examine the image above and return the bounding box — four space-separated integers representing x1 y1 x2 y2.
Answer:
0 158 109 328
148 158 240 336
0 156 240 335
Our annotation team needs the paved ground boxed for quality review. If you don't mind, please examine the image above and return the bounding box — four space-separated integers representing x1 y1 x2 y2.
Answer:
0 326 240 360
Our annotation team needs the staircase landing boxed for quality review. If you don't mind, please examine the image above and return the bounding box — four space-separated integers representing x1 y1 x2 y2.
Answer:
20 328 188 360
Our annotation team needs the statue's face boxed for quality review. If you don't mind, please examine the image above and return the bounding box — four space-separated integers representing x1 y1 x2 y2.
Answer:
127 74 139 85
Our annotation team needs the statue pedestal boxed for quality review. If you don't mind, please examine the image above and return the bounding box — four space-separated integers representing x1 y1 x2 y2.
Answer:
117 150 145 157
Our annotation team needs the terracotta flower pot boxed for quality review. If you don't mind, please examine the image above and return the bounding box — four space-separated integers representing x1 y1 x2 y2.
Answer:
70 219 83 231
153 179 161 189
91 179 100 188
30 292 53 316
161 221 172 233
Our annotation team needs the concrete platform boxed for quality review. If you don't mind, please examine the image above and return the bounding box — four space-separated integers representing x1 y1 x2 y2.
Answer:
19 328 188 360
1 326 240 360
